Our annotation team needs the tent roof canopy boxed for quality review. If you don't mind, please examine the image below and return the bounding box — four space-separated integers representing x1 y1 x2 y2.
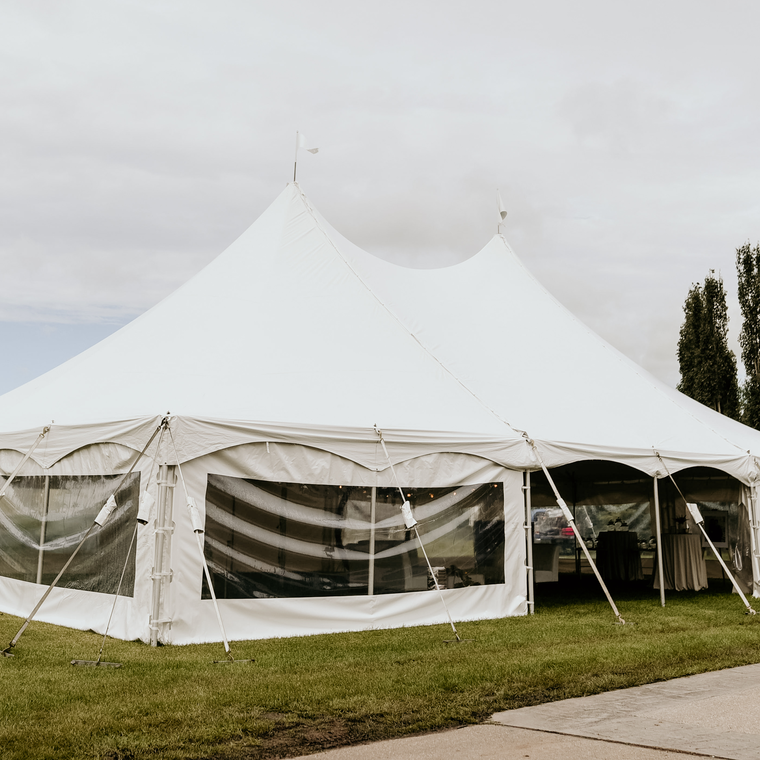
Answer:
0 183 758 481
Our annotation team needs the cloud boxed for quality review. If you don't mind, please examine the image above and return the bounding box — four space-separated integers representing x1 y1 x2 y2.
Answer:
0 0 759 393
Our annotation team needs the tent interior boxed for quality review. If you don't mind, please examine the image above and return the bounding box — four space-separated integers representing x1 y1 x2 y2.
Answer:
529 461 751 594
1 182 760 648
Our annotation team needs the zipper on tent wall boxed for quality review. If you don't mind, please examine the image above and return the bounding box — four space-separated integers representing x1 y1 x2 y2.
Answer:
35 475 50 585
150 463 176 646
523 471 534 614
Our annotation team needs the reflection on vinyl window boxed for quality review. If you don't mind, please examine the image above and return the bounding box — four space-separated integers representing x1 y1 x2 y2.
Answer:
202 476 505 600
0 473 140 594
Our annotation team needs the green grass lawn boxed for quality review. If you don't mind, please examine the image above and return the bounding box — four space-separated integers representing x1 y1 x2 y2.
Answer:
1 577 759 760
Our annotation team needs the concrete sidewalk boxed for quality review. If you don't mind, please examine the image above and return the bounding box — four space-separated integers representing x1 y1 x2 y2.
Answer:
295 663 760 759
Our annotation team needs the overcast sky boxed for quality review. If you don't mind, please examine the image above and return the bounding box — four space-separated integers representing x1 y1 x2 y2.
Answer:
1 1 758 395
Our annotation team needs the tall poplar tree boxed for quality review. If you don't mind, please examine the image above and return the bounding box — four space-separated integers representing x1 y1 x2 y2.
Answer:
677 271 740 419
736 243 760 428
677 284 703 401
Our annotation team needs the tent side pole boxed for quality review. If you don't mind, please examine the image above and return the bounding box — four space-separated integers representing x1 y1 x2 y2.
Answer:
368 486 376 595
523 471 534 614
35 475 50 585
574 502 581 576
653 474 665 607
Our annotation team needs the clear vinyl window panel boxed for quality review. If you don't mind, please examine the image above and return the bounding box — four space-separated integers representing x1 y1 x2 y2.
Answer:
202 476 505 600
0 473 140 594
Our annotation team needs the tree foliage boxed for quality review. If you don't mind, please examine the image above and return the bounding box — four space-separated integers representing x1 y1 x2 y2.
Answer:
736 242 760 428
677 271 740 419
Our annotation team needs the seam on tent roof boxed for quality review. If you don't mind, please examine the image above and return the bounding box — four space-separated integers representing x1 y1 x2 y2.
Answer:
498 232 747 456
293 183 528 442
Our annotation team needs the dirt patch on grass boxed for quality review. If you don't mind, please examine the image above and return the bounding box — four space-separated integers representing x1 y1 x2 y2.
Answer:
207 715 455 760
208 717 354 759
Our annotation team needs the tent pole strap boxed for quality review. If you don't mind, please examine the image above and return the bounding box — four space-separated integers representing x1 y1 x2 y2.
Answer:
523 471 534 614
653 474 666 607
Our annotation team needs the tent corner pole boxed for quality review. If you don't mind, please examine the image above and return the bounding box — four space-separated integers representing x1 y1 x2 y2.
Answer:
523 471 534 614
149 463 176 647
749 482 760 599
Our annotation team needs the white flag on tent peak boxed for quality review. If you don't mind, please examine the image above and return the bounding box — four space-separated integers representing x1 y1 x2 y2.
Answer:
497 190 507 222
297 132 319 153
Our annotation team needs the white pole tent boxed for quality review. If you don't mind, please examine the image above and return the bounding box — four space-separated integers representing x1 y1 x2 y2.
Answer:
0 183 759 645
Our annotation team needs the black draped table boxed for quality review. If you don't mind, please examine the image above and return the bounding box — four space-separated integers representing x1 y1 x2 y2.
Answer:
595 531 644 582
653 533 708 591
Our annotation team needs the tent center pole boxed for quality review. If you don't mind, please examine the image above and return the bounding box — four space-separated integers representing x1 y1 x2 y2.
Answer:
653 474 666 607
573 503 581 576
523 471 534 614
